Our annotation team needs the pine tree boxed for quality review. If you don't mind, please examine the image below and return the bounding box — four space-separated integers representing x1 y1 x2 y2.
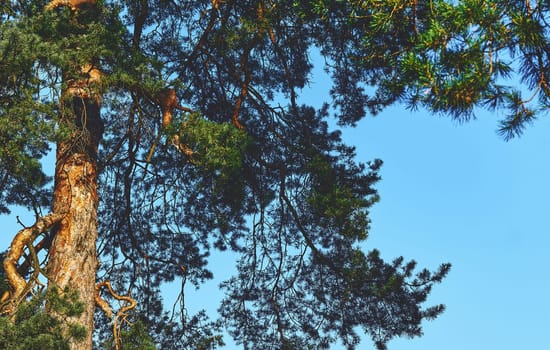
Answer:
1 1 547 349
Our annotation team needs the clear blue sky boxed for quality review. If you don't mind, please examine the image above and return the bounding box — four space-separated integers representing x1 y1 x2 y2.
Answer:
346 106 550 349
2 76 550 350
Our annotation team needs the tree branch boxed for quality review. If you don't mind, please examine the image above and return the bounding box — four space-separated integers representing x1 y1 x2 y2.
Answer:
2 212 65 310
95 281 137 350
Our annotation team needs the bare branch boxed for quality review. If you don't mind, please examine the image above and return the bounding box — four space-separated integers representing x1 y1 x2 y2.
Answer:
2 212 65 310
96 281 137 350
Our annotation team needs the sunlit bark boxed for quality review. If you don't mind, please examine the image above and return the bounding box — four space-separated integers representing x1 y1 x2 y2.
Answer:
46 85 103 350
43 3 103 349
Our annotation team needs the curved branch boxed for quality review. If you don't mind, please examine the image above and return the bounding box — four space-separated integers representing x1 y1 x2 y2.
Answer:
2 212 65 306
148 88 195 160
95 284 113 319
96 281 137 350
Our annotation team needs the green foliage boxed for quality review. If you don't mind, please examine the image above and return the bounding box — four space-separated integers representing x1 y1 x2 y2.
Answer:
0 18 56 212
296 0 550 139
306 154 380 242
117 321 157 350
175 114 250 183
100 320 156 350
11 0 550 349
0 287 86 350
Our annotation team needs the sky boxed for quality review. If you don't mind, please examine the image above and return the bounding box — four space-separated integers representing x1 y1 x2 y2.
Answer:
180 73 550 350
181 97 550 350
295 57 550 348
345 106 550 349
2 72 550 350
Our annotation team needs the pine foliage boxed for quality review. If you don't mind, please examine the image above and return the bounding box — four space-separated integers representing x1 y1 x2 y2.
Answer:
2 0 548 349
0 287 86 350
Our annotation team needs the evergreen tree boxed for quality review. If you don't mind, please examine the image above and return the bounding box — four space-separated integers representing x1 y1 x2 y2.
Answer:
2 0 546 349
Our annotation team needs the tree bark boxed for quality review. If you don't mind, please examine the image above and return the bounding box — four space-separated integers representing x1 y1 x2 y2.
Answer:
46 94 103 350
42 2 103 348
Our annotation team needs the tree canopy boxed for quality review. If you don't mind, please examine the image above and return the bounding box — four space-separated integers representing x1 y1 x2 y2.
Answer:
1 0 548 349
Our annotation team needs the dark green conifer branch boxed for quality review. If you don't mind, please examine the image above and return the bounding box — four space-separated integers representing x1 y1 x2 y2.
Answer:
3 1 549 349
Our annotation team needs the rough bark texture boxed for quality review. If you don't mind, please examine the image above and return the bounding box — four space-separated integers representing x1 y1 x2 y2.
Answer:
42 2 103 348
46 96 103 350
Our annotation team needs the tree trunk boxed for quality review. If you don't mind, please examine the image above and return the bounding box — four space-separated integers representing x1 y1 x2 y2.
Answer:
47 95 103 350
42 2 103 348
